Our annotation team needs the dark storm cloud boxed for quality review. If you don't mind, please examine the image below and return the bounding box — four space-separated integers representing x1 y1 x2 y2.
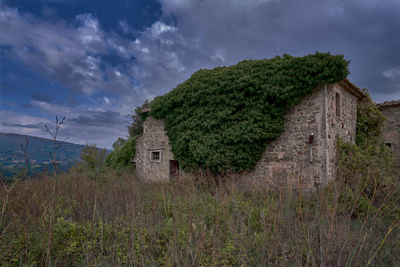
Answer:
68 110 130 127
4 0 399 103
2 0 400 148
147 0 400 102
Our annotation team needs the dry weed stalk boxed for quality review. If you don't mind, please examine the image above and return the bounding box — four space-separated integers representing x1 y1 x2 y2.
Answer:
43 116 68 267
20 137 30 185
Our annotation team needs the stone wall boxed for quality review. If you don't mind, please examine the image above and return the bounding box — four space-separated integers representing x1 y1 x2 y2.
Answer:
379 105 400 167
241 83 358 191
241 87 325 191
325 84 358 184
134 116 175 182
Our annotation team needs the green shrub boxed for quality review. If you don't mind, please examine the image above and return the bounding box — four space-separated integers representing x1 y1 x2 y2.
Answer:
105 136 137 170
150 52 349 173
337 92 400 219
355 89 386 146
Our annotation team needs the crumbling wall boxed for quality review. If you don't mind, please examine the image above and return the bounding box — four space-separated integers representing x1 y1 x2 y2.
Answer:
379 104 400 168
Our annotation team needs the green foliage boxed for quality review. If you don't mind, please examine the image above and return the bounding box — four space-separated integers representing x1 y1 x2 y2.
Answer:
105 136 137 169
150 52 349 173
337 139 398 218
128 99 151 137
355 90 386 146
112 137 127 149
337 91 400 219
80 143 107 171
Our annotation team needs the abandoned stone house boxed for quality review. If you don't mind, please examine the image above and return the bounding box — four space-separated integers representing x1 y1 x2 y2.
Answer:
377 100 400 168
134 79 365 190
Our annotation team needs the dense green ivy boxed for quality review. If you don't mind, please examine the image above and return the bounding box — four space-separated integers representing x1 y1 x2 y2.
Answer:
150 52 349 173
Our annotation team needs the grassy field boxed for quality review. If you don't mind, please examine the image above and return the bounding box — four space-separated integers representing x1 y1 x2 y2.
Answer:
0 165 399 266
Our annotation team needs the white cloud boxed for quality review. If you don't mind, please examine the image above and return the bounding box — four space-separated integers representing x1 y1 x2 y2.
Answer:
0 6 134 97
0 110 51 137
150 21 176 38
383 68 400 79
30 100 72 116
103 96 111 105
119 20 133 34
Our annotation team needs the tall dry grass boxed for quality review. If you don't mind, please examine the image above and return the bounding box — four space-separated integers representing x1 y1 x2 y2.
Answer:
0 164 399 266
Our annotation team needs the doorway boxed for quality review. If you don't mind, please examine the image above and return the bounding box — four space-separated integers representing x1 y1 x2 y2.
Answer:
169 160 179 178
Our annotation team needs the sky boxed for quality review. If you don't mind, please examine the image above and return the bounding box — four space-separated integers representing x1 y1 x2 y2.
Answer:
1 0 400 149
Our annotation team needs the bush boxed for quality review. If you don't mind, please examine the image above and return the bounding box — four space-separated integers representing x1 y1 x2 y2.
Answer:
337 92 400 220
355 89 386 146
105 136 138 170
150 52 349 173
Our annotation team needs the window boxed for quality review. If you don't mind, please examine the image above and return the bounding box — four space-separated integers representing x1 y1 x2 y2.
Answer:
335 92 341 117
386 143 392 148
151 150 161 162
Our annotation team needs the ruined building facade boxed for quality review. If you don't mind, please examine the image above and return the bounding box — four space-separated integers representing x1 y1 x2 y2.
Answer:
378 100 400 168
134 79 364 190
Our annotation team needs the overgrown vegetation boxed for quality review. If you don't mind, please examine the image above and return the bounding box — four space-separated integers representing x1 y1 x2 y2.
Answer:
129 99 151 138
337 91 400 220
355 89 387 146
103 99 150 171
150 52 349 173
105 136 138 170
2 54 399 266
1 166 399 266
1 89 399 266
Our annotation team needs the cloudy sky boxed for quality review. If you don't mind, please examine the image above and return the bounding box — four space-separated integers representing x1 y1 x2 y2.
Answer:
1 0 400 148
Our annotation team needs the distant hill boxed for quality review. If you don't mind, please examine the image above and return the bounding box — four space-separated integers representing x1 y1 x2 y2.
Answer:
0 133 95 178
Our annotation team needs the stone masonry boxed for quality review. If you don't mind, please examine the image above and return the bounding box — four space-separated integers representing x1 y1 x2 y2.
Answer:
134 116 176 182
134 79 364 190
377 100 400 168
241 81 360 191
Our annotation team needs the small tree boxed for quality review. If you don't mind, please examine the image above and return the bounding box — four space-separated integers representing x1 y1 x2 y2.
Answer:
112 138 127 149
106 137 138 170
128 99 151 137
80 144 107 171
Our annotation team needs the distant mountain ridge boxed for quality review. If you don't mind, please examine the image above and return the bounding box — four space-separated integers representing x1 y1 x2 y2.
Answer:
0 133 88 178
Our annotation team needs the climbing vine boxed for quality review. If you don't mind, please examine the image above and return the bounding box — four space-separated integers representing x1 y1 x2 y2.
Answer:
150 52 350 173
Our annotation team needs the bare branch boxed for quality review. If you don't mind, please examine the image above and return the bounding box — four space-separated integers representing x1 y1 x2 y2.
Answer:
56 137 69 151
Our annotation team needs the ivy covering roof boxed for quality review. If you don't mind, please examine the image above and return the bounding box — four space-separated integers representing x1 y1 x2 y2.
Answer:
149 52 350 173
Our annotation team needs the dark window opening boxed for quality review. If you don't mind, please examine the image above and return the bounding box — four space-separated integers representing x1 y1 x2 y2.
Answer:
169 160 179 178
151 151 161 161
335 92 341 117
386 143 392 148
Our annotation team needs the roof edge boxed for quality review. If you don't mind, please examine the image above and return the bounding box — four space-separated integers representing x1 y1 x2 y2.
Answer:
337 79 365 100
376 100 400 110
